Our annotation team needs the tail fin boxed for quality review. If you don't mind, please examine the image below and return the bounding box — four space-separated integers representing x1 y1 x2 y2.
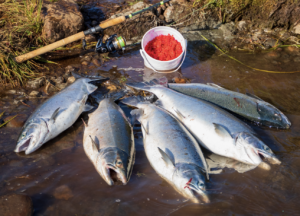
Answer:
126 77 168 91
90 90 127 104
120 96 147 108
72 72 109 83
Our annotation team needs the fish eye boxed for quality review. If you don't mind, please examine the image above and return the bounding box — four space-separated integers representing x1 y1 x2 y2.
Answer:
198 182 204 189
264 146 270 151
21 133 26 138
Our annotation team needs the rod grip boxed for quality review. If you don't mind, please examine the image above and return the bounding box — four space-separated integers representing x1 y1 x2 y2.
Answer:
99 16 126 29
15 32 85 63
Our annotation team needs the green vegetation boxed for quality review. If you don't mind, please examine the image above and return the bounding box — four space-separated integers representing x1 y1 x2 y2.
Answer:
0 111 17 128
128 0 143 6
0 0 47 86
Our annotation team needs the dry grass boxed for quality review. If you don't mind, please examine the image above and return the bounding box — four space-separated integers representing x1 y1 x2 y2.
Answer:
0 0 47 86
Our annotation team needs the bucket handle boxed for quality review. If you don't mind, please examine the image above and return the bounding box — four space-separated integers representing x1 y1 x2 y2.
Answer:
140 39 187 73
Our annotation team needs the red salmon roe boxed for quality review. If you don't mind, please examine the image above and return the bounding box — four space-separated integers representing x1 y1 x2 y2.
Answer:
145 34 182 61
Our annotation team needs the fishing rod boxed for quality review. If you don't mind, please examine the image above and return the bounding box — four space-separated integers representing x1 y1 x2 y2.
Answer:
14 0 171 63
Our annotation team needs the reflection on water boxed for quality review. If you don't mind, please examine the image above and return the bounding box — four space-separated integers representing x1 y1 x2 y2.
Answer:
1 43 300 215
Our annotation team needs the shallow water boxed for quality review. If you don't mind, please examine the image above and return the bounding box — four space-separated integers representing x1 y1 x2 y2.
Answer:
1 40 300 215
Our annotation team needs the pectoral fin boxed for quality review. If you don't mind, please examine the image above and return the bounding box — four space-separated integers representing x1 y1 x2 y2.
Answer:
207 83 224 89
90 135 100 152
51 107 60 122
141 121 149 135
213 123 232 139
83 104 94 112
158 147 175 168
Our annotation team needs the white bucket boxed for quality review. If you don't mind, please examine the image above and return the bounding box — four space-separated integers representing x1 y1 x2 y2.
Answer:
140 26 187 73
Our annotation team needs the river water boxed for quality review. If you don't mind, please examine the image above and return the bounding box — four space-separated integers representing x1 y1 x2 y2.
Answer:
1 35 300 215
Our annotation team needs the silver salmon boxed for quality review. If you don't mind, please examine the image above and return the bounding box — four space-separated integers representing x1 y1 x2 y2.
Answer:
168 82 291 129
126 79 281 168
83 98 135 185
15 74 108 154
121 96 209 203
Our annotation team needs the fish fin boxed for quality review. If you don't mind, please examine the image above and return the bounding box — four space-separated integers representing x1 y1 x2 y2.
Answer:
121 96 148 107
207 83 224 89
141 121 149 135
81 118 88 127
126 77 167 91
130 109 143 123
173 107 185 120
72 72 109 81
86 83 98 93
213 123 232 139
51 107 60 122
158 147 175 168
83 104 94 112
89 135 100 152
245 93 263 101
154 99 163 107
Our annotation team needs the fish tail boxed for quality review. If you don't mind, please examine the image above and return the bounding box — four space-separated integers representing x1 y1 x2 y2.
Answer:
96 90 127 104
126 77 168 91
72 72 109 82
120 96 147 108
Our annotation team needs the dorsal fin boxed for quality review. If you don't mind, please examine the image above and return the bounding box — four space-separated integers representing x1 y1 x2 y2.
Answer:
158 147 175 168
207 83 224 89
246 93 263 101
213 123 232 139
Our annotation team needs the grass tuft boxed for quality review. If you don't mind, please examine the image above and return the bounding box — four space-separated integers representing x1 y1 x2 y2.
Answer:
0 0 47 86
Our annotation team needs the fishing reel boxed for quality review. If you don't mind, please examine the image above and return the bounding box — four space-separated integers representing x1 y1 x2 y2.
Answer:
95 34 126 53
82 33 126 54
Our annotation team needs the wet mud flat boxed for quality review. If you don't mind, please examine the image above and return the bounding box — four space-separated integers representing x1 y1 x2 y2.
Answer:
1 43 300 215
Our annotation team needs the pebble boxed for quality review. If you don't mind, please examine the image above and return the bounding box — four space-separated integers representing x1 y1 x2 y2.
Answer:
26 77 45 89
4 114 27 128
81 61 89 66
51 76 64 84
287 46 299 54
81 55 92 62
173 77 186 83
56 83 68 90
67 76 76 84
53 185 73 200
265 51 281 59
0 193 33 216
65 65 75 74
29 91 41 97
92 58 101 67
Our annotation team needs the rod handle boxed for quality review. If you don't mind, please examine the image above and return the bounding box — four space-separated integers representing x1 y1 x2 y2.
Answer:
99 16 126 29
15 32 85 63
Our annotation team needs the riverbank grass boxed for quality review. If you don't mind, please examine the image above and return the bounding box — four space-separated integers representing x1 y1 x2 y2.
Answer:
0 0 46 86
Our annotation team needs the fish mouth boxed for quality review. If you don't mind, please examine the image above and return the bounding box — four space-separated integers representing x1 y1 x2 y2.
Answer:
102 164 127 186
15 137 31 152
188 184 210 204
258 151 281 165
